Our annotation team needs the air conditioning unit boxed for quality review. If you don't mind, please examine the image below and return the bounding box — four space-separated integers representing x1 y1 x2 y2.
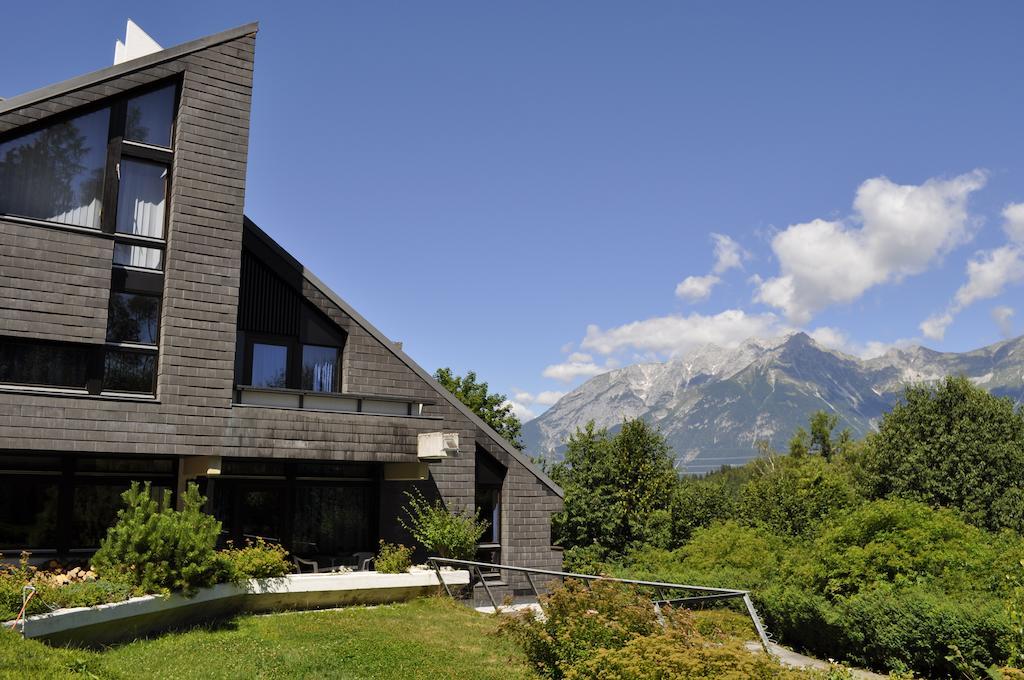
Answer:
418 432 459 460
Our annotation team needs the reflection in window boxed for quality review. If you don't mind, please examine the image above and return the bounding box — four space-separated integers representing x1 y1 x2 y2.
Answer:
252 343 288 388
125 84 176 148
0 107 110 228
116 159 167 238
103 349 157 393
292 485 373 556
0 477 60 549
113 243 162 269
0 338 90 389
71 482 172 549
302 345 339 392
107 292 160 344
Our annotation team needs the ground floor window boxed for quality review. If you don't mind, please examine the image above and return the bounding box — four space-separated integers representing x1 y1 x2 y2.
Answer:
209 459 378 567
0 453 176 555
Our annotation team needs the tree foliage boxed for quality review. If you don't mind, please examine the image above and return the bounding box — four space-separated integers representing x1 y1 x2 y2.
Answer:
551 419 677 557
434 367 524 450
862 375 1024 531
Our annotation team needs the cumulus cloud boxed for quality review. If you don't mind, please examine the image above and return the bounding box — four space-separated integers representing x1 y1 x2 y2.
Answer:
542 355 619 382
919 204 1024 341
674 234 747 303
675 274 720 302
808 326 915 359
503 399 536 422
580 309 787 357
993 306 1016 338
711 233 747 274
512 389 567 407
756 171 987 324
1004 203 1024 244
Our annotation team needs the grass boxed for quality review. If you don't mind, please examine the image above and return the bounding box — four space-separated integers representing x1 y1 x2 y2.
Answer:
0 597 538 679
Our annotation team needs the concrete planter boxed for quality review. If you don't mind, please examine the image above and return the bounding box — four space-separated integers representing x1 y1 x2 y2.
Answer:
7 569 470 647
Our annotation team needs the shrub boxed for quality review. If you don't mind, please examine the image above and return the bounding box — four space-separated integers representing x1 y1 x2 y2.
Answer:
91 482 223 594
374 541 413 574
1 554 135 620
398 489 488 560
499 579 659 678
216 538 291 584
566 626 804 680
561 544 608 574
808 499 1012 597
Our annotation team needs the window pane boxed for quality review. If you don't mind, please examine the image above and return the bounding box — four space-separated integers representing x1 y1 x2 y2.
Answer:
113 243 162 269
0 476 60 549
0 338 89 389
0 107 109 228
104 349 156 393
116 159 167 238
252 343 287 388
302 345 338 392
125 84 176 148
107 292 160 344
292 485 373 556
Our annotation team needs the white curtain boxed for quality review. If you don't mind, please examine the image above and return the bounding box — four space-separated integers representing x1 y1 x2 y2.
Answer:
116 159 166 238
312 361 334 392
114 244 161 270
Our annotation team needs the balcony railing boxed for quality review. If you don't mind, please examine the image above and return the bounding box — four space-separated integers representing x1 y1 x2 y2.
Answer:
234 385 436 417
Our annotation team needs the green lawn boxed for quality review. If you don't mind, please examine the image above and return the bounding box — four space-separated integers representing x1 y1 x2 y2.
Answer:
0 597 538 679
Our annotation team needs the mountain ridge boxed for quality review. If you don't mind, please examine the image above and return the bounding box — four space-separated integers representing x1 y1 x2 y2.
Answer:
523 332 1024 474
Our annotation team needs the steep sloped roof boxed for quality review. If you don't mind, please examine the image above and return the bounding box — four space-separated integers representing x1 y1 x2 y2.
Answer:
0 22 259 116
244 218 564 498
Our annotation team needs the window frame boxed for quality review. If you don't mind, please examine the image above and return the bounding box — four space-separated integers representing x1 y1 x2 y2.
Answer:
244 335 295 389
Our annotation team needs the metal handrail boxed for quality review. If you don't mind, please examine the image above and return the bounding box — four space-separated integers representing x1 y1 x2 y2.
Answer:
426 556 773 654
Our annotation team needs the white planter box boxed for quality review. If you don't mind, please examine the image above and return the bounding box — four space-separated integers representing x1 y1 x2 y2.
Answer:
6 569 470 646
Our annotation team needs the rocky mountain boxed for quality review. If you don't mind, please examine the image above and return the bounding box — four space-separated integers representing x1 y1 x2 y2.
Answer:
522 332 1024 475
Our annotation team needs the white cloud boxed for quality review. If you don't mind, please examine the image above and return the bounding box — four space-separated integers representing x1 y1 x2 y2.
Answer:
920 312 955 342
1004 203 1024 244
807 326 915 359
511 389 567 407
993 306 1016 338
920 240 1024 341
503 399 536 422
535 390 566 405
711 233 747 274
581 309 787 357
542 358 611 382
567 352 593 363
675 274 720 302
756 171 987 324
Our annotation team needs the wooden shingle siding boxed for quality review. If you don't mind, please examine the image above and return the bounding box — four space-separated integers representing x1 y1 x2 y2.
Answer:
0 221 113 344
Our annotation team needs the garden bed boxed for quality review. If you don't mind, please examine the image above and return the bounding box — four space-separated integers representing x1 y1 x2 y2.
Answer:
6 570 469 647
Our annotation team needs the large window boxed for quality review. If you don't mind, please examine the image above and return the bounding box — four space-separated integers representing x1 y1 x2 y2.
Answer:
0 338 91 390
0 453 176 554
252 343 288 388
302 345 339 393
0 107 110 229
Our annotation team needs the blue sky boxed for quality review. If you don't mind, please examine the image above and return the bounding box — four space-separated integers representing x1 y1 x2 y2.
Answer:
5 2 1024 420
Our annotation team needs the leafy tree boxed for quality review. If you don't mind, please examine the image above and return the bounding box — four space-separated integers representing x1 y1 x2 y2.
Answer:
551 419 678 557
433 367 523 450
862 376 1024 531
669 478 738 544
740 454 860 536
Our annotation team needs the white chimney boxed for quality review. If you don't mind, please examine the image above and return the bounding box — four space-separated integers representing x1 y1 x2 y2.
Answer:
114 19 163 65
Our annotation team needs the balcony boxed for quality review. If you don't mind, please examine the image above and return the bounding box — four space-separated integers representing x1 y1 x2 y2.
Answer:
234 385 435 418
